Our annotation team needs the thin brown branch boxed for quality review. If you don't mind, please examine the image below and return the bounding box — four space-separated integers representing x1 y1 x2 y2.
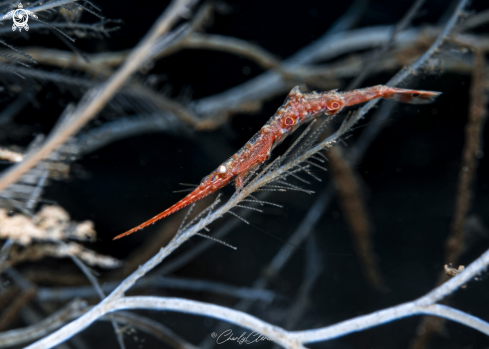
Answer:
0 287 36 331
0 299 86 347
0 287 18 313
448 49 487 268
410 49 488 349
327 146 386 291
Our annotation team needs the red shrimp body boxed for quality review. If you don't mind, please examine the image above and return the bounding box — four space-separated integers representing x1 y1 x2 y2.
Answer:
113 85 440 240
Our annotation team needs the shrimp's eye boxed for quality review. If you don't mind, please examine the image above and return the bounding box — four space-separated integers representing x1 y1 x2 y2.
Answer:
285 117 295 126
328 101 341 110
219 165 227 173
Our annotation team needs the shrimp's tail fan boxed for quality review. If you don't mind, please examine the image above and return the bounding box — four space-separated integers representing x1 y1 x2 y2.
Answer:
384 88 442 104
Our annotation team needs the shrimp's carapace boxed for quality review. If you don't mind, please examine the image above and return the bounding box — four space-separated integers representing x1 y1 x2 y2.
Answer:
113 85 441 240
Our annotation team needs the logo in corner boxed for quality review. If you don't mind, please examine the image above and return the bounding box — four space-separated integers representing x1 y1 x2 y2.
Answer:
3 3 38 32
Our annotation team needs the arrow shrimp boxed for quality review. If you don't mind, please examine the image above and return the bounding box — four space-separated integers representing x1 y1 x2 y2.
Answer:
113 85 440 240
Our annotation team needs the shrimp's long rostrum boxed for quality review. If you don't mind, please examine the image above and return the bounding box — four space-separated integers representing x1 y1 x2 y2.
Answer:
113 85 440 240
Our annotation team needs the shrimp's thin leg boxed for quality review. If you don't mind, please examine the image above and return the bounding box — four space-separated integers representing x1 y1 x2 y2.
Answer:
235 152 269 189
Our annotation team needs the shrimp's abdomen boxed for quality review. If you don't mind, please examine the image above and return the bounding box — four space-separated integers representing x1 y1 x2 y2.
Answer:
343 85 441 106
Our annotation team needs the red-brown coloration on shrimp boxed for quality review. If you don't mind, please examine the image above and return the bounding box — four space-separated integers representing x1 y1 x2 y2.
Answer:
342 85 440 105
113 166 235 240
113 85 441 240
